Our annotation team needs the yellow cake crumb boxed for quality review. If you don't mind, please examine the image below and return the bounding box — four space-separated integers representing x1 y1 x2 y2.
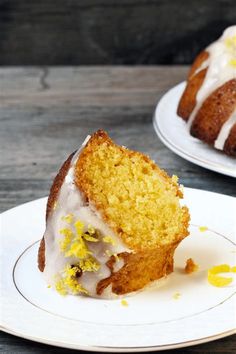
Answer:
185 258 199 274
173 292 181 300
121 299 128 306
199 226 208 232
231 266 236 273
207 264 233 287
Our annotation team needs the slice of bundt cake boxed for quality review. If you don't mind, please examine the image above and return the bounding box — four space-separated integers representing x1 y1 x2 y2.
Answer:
177 26 236 156
38 130 189 298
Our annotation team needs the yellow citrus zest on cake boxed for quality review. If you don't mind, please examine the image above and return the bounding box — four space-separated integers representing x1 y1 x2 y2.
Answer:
88 224 95 234
59 228 73 251
114 253 120 262
55 265 89 296
199 226 208 232
229 58 236 67
121 299 128 306
105 249 113 257
207 264 233 287
173 292 181 300
83 233 98 242
64 265 88 295
74 219 84 237
61 213 74 224
65 238 92 259
79 257 100 272
59 218 102 257
103 236 116 246
231 266 236 273
53 201 58 210
225 35 236 49
55 279 67 295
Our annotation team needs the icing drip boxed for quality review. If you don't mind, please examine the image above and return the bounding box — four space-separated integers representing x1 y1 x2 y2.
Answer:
43 136 130 299
188 26 236 149
214 109 236 150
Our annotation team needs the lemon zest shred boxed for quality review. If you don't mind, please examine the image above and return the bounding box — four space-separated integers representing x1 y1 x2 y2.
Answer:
173 292 181 300
59 228 73 251
231 266 236 273
88 224 96 235
74 220 84 237
199 226 208 232
229 58 236 67
105 249 113 257
103 236 116 246
55 279 67 296
207 264 233 287
83 233 99 242
61 213 74 224
114 253 120 262
121 299 128 306
79 257 100 272
65 239 91 259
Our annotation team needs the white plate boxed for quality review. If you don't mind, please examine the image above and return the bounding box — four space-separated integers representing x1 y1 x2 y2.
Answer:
153 82 236 178
1 188 236 352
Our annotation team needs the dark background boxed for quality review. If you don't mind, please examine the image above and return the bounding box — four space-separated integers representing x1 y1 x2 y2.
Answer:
0 0 236 65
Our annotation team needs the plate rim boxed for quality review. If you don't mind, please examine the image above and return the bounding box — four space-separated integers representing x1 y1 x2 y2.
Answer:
153 81 236 178
1 325 235 353
1 190 236 352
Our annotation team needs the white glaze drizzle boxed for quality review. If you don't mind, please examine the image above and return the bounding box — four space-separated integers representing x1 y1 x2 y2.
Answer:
187 26 236 149
43 136 130 299
214 110 236 149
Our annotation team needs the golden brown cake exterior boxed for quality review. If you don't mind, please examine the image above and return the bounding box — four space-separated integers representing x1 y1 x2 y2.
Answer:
224 124 236 156
190 79 236 146
38 153 75 272
177 66 207 121
38 130 190 297
177 27 236 157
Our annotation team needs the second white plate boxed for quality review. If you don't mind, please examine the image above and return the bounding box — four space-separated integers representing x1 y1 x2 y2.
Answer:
153 82 236 178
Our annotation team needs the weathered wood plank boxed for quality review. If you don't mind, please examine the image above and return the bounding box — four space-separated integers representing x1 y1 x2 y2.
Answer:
0 66 188 106
0 1 235 65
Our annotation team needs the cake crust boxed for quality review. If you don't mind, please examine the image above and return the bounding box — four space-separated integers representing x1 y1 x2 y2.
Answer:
177 28 236 157
38 152 75 272
224 124 236 156
190 79 236 152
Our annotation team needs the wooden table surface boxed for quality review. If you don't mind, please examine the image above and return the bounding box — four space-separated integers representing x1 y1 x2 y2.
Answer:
0 66 235 353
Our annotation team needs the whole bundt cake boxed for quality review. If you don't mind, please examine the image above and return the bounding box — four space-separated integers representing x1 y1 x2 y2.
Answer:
177 26 236 156
38 130 190 298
